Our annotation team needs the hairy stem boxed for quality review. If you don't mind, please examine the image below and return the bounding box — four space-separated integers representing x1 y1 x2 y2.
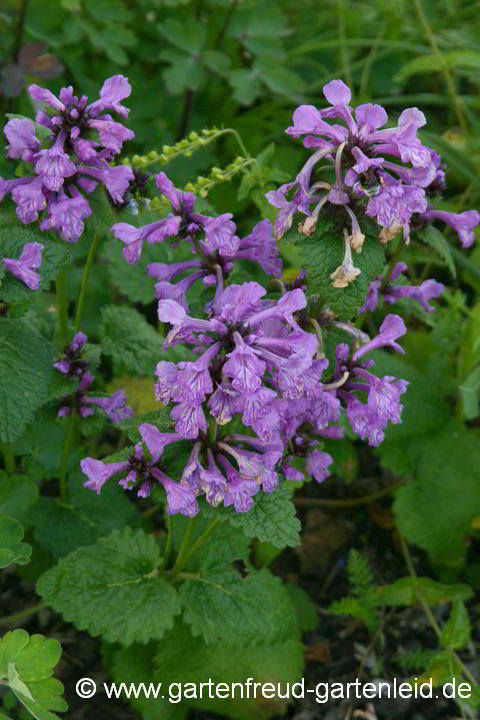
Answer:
294 480 406 508
0 602 45 627
59 413 75 501
56 270 69 344
170 516 198 578
177 517 221 572
75 233 101 331
399 534 477 687
161 511 173 571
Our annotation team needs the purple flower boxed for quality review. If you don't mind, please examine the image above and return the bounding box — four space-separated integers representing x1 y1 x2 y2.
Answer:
422 209 479 248
53 331 88 377
4 117 40 161
39 189 92 242
139 424 183 462
85 390 133 423
150 468 199 517
81 457 130 494
35 130 77 191
234 219 283 276
361 262 444 313
3 242 44 289
306 450 333 483
353 314 407 360
111 215 182 263
332 317 409 446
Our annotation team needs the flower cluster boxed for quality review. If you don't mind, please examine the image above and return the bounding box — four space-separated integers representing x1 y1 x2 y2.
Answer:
112 172 282 309
55 332 133 422
0 75 135 242
333 314 409 446
267 78 479 287
78 78 479 518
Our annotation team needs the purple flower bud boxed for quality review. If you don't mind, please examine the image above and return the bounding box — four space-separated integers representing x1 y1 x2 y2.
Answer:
139 424 183 463
4 118 41 161
306 450 333 483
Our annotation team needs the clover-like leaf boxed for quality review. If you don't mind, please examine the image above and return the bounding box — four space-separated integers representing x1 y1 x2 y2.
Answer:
0 629 67 719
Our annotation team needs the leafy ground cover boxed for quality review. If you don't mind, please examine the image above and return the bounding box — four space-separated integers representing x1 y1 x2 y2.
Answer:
0 1 479 719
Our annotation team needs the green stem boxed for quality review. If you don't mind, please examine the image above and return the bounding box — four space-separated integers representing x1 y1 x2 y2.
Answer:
75 233 101 331
0 602 45 627
59 413 75 501
161 511 173 571
294 480 406 508
56 270 69 344
412 0 467 131
170 516 198 579
1 444 15 474
177 517 221 572
399 534 477 687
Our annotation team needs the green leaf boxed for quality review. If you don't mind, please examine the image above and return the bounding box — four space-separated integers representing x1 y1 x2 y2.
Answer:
0 515 31 568
394 421 480 570
85 187 118 236
37 528 181 645
441 599 471 650
104 43 129 66
101 25 136 47
0 629 67 719
29 475 140 558
161 51 207 94
374 577 473 607
215 486 301 548
99 305 165 375
418 226 456 278
157 19 206 53
153 620 304 720
108 642 186 720
296 217 386 321
370 350 450 440
395 50 480 82
102 238 156 304
0 320 53 443
84 0 132 22
459 365 480 420
0 472 38 522
228 69 263 105
180 565 298 647
286 583 319 632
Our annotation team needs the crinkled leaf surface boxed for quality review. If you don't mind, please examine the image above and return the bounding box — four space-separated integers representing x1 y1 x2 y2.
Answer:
37 528 181 645
30 475 140 558
292 216 385 320
0 320 53 442
0 515 31 568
